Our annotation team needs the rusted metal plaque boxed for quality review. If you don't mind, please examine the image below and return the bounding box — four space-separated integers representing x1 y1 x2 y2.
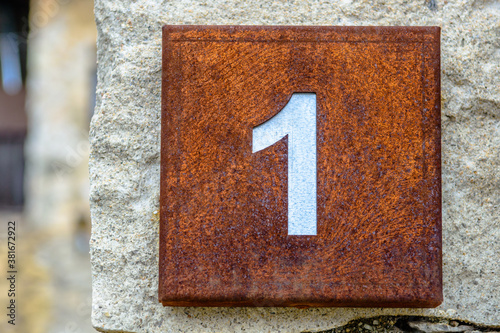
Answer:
160 26 441 308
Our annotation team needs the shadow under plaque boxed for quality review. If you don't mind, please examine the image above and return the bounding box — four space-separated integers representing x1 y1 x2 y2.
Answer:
159 25 442 308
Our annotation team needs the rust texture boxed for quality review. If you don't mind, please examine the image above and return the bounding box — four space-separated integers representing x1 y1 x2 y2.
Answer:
160 26 441 307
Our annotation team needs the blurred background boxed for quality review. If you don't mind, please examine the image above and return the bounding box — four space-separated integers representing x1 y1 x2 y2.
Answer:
0 0 96 332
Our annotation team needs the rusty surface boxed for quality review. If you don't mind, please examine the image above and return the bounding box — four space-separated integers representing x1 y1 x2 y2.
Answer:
160 26 441 307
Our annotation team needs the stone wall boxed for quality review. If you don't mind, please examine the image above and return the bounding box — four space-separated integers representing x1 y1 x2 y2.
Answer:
25 0 96 231
18 0 96 332
90 0 499 332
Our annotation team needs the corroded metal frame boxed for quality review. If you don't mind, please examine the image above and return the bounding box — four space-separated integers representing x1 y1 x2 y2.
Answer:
160 25 441 308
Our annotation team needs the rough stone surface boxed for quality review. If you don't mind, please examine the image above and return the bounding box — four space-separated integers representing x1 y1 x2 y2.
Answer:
408 321 474 333
320 316 499 333
90 0 500 332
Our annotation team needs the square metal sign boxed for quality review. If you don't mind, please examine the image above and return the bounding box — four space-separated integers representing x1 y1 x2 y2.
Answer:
160 26 442 307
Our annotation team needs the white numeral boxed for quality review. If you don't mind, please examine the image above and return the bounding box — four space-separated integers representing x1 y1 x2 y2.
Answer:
252 93 317 235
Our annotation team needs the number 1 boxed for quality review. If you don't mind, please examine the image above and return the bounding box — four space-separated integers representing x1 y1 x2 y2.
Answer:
252 93 317 235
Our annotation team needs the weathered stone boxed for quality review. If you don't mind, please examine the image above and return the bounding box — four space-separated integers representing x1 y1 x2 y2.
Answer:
90 0 500 332
408 321 475 333
364 324 374 331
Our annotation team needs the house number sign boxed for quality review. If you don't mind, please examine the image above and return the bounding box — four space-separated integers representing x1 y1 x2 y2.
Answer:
160 26 442 307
